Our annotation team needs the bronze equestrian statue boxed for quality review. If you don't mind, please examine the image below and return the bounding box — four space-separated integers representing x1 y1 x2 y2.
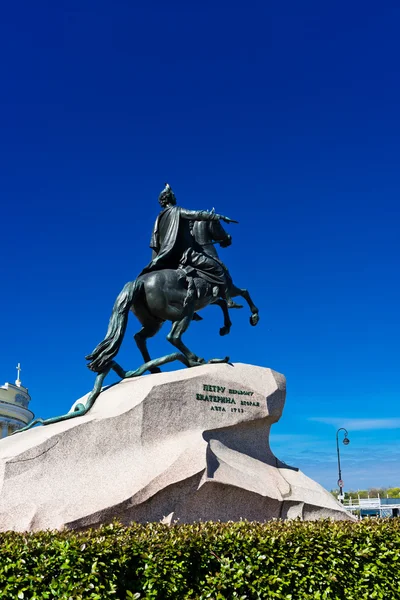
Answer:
85 183 239 373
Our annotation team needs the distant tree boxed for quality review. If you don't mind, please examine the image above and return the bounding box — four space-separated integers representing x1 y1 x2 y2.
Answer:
369 488 385 497
331 486 399 499
347 491 360 500
357 490 368 498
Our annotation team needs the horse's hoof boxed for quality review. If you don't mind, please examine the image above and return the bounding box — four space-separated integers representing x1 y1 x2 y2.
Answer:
250 313 259 326
219 326 231 336
188 356 206 367
149 367 162 374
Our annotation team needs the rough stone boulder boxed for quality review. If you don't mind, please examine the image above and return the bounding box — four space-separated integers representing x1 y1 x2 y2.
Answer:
0 363 352 531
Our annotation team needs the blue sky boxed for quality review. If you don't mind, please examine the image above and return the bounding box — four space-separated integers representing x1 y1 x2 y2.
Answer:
1 0 399 491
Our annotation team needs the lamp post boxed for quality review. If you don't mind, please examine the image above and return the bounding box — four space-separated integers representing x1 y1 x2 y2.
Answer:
336 428 350 503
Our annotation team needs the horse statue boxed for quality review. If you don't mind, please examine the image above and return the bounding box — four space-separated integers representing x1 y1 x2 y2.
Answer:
85 217 259 377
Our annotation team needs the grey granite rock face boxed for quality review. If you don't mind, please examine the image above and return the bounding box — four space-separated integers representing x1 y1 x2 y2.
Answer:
0 363 352 531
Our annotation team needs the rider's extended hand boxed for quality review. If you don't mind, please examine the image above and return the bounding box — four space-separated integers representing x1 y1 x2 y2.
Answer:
219 215 239 224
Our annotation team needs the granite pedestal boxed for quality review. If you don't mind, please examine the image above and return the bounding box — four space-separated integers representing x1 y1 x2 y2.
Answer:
0 363 352 531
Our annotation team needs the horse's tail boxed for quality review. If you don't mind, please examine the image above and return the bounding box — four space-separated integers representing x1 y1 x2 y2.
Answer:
85 279 142 373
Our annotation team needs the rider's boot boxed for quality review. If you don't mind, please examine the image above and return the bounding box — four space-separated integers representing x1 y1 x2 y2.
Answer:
227 298 243 309
225 288 243 309
215 284 242 309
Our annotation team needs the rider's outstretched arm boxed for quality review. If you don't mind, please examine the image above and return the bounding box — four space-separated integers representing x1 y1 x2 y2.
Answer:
180 208 235 223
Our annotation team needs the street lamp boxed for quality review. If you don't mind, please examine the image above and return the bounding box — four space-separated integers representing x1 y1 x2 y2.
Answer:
336 428 350 503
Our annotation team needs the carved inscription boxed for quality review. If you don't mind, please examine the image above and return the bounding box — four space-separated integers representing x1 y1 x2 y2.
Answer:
196 384 260 414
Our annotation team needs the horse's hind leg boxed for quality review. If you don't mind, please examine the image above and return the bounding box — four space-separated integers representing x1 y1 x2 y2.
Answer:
166 309 206 367
134 319 163 373
215 298 232 336
230 284 260 326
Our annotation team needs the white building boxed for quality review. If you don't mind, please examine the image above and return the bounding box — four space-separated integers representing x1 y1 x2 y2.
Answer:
0 364 34 438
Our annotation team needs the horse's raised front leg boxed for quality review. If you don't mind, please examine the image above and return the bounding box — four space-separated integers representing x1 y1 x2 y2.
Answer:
230 285 260 326
215 298 232 336
134 319 163 373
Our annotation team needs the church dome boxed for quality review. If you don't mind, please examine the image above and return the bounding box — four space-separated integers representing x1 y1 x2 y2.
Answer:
0 364 34 438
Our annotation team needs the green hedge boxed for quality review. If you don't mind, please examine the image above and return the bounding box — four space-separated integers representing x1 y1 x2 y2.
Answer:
0 519 399 599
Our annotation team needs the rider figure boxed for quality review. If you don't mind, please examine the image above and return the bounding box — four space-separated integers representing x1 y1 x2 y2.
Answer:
140 183 234 303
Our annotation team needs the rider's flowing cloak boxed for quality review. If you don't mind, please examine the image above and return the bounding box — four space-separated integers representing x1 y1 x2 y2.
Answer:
139 205 228 288
140 205 181 275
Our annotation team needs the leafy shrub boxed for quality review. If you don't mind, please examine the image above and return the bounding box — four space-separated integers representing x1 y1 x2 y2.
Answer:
0 519 399 599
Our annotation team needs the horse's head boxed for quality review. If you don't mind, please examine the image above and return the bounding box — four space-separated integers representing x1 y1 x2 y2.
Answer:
209 219 232 248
